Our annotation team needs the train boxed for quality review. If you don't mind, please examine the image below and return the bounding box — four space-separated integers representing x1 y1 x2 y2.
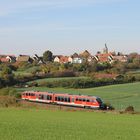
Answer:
21 91 108 110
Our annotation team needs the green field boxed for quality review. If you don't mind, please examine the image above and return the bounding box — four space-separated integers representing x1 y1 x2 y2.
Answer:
27 76 88 83
18 82 140 111
13 71 32 76
0 108 140 140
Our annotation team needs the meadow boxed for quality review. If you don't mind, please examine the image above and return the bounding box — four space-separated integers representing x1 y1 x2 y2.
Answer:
27 76 88 83
18 82 140 111
0 108 140 140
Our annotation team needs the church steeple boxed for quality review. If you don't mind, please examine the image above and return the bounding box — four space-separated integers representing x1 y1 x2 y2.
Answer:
103 43 108 54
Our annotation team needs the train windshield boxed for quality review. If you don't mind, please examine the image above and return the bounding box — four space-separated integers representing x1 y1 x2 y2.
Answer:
96 98 103 104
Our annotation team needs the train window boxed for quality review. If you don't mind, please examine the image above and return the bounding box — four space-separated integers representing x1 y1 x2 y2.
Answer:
60 97 64 102
26 93 28 96
42 95 44 100
68 98 70 102
64 97 67 102
79 98 82 101
47 95 49 100
58 96 61 101
39 95 44 100
50 96 52 100
87 99 90 102
55 97 58 101
96 98 103 104
31 93 35 96
47 95 51 100
76 98 78 101
83 99 86 102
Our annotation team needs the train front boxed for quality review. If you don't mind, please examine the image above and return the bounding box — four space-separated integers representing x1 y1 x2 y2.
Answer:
96 97 108 110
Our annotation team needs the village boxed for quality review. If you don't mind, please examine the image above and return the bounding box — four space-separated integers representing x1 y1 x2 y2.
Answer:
0 45 129 64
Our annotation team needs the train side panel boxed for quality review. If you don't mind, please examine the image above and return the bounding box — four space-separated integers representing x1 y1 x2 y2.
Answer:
21 91 103 109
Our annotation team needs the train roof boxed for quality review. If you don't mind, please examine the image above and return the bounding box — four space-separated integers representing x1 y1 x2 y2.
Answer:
22 91 99 99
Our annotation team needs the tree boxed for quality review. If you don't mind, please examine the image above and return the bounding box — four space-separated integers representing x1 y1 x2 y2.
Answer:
0 66 15 86
43 50 53 62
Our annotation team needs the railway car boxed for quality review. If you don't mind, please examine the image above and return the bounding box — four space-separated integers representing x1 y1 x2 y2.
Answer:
21 91 107 109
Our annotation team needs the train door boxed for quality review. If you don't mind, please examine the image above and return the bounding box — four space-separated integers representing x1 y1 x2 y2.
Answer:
71 97 74 103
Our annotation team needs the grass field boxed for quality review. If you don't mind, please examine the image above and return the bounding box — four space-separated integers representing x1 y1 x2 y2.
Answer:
0 108 140 140
18 82 140 111
27 76 89 83
13 71 32 76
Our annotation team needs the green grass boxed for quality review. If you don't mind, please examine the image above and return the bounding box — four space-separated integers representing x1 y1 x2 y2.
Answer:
13 71 32 76
27 76 89 83
127 69 140 74
18 82 140 111
0 108 140 140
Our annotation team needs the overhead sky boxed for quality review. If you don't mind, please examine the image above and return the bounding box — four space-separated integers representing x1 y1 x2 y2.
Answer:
0 0 140 56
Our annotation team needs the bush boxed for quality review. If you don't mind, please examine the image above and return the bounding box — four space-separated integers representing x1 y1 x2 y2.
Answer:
125 106 134 112
0 88 18 97
0 96 18 107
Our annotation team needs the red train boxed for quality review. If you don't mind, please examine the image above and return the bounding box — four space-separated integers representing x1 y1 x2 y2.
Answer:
21 91 107 109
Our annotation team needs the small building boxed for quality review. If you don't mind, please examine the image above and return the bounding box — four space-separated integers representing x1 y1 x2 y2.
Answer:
95 53 114 63
113 55 128 62
54 55 73 63
0 55 16 63
72 57 83 64
16 55 33 63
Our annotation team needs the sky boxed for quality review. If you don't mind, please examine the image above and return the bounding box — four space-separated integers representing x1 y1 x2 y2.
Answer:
0 0 140 56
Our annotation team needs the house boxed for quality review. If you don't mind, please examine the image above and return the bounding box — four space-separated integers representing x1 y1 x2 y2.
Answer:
54 55 73 63
79 50 91 58
54 55 63 63
113 55 128 62
71 53 83 64
72 57 83 64
32 54 45 64
0 55 16 63
94 44 116 63
95 53 114 63
16 55 33 63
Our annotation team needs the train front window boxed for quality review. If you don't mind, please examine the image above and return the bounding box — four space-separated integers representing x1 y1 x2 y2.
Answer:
96 98 103 104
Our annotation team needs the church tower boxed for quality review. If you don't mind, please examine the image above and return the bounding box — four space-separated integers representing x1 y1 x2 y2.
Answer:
103 43 108 54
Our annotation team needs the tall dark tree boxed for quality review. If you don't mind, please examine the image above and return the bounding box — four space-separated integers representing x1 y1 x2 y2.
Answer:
0 66 15 86
43 50 53 62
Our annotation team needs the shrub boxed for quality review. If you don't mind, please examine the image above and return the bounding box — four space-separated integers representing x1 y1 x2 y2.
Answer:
0 88 18 97
125 106 134 112
0 96 18 107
